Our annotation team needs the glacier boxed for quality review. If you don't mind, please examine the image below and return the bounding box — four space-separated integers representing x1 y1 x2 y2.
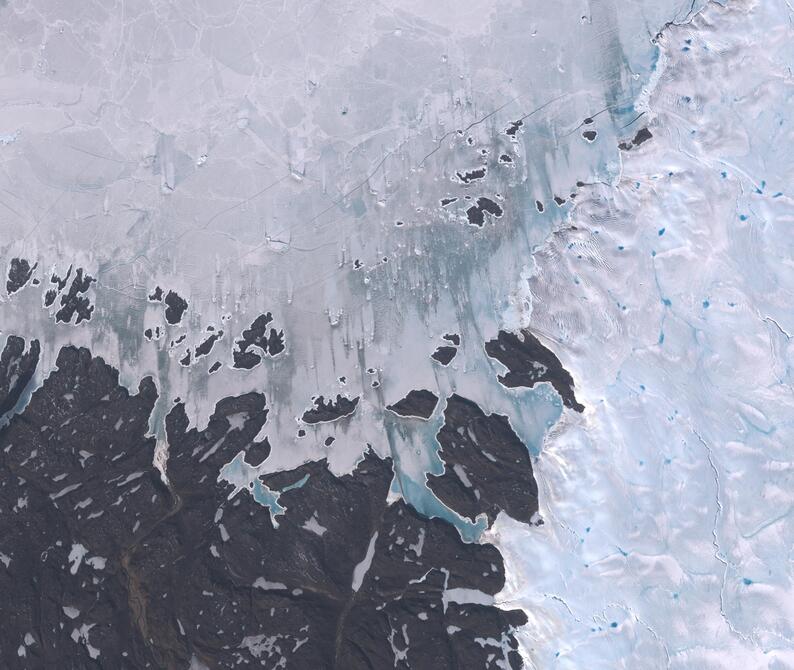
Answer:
0 0 791 666
489 1 794 667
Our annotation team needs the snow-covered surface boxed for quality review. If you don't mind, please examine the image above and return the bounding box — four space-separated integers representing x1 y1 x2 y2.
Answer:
0 0 791 665
488 1 794 667
0 0 702 484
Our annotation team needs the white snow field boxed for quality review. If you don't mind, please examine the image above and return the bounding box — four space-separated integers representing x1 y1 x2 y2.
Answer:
489 1 794 667
1 0 792 666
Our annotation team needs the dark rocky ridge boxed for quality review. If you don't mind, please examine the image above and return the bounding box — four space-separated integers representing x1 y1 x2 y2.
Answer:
232 312 286 370
44 266 73 307
431 345 458 365
54 267 96 324
618 127 653 151
428 394 539 526
6 258 36 295
0 335 39 418
454 166 487 184
485 329 584 412
386 389 439 419
163 290 188 325
465 196 503 227
194 330 223 359
504 120 523 137
0 343 529 669
302 394 360 424
0 346 167 668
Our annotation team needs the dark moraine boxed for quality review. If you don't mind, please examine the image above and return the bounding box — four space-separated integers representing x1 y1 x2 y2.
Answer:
6 258 36 295
301 394 359 424
428 394 538 526
485 329 584 412
386 389 439 419
0 335 39 418
0 343 527 668
431 345 458 365
54 267 96 324
232 312 286 370
498 153 513 164
163 290 188 325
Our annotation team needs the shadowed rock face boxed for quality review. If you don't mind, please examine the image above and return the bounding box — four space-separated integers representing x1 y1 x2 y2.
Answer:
485 329 584 412
0 345 529 669
429 394 539 526
386 389 439 419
